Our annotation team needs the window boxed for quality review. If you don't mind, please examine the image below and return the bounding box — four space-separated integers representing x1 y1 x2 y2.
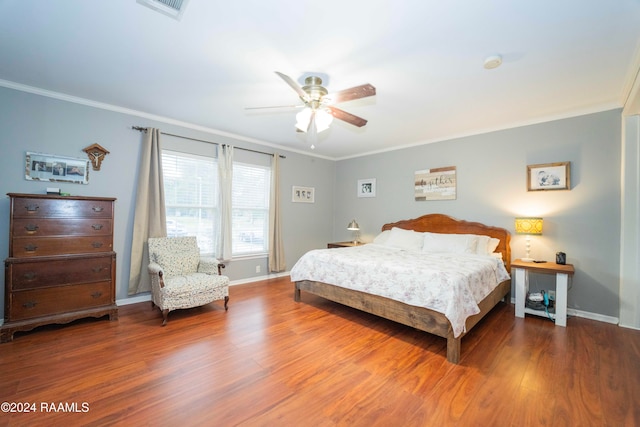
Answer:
232 162 270 255
161 149 270 257
162 150 219 255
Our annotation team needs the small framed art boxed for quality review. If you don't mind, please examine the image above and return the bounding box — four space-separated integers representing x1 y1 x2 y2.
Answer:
25 151 90 185
527 162 570 191
292 186 315 203
357 178 376 198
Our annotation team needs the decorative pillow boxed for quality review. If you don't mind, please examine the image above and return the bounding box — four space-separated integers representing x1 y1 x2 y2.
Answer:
467 234 501 255
487 237 500 254
373 230 391 245
155 252 199 277
422 232 478 254
383 227 424 251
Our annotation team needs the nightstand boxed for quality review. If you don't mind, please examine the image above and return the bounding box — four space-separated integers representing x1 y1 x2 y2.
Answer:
512 259 574 326
327 241 362 248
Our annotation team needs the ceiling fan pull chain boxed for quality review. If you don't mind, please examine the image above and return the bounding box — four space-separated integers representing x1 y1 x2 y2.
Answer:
308 114 318 149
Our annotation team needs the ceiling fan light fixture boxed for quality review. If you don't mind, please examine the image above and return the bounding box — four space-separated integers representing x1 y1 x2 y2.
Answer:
295 108 333 133
295 108 312 132
265 71 375 140
315 109 333 132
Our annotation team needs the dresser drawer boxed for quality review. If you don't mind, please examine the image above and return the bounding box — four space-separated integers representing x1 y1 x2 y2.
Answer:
11 197 113 219
7 282 113 321
11 236 113 257
7 255 113 291
12 218 113 237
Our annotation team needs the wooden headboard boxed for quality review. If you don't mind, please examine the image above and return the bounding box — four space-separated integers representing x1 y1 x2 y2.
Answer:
382 214 512 270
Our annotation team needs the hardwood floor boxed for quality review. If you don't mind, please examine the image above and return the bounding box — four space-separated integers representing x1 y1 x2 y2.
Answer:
1 276 639 426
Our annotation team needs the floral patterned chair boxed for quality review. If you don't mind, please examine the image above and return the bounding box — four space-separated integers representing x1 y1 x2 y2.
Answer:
148 236 229 326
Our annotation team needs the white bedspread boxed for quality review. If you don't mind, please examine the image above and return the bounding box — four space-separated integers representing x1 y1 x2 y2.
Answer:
290 244 510 337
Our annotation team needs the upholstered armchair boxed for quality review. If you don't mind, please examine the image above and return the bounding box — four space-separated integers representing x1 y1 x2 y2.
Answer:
148 236 229 326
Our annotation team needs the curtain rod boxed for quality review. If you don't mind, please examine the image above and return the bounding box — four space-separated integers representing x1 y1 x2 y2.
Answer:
131 126 285 158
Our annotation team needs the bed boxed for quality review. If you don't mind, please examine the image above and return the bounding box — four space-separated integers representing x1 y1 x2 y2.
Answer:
291 214 512 364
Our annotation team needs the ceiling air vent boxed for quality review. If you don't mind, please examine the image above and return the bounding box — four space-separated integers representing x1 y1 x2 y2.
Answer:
137 0 189 20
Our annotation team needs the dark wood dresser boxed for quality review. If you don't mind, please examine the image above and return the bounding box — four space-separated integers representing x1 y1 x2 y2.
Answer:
1 193 118 342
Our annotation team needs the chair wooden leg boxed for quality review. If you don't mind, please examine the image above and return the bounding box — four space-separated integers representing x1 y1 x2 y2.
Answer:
224 296 229 311
162 309 169 326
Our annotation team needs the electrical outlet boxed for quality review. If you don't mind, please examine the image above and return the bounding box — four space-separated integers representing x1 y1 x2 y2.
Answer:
256 265 261 273
548 290 556 300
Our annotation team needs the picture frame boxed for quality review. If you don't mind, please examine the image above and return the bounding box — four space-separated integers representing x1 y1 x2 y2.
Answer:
357 178 376 198
292 185 315 203
527 162 570 191
25 151 90 185
414 166 456 201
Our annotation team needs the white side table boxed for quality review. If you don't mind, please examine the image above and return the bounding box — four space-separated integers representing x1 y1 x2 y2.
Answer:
512 259 575 327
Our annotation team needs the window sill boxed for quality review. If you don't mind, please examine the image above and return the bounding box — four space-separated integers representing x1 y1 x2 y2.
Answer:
231 253 268 261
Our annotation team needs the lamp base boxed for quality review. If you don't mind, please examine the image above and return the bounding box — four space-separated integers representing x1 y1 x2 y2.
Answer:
521 257 535 262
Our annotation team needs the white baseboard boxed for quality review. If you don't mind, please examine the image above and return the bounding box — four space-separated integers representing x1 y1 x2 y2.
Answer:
116 293 151 306
228 271 291 286
116 271 292 307
618 322 640 331
567 308 619 325
509 297 619 325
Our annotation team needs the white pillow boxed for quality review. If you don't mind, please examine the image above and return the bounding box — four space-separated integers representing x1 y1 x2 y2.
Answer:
383 227 424 251
373 230 392 245
468 234 501 255
422 232 478 254
487 237 500 254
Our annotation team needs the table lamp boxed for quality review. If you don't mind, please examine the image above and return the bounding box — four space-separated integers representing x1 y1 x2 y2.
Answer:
347 219 360 244
515 217 543 262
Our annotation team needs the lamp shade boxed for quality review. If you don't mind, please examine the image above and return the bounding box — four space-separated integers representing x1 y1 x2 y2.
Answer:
295 108 333 133
514 217 543 235
295 108 312 132
347 219 360 231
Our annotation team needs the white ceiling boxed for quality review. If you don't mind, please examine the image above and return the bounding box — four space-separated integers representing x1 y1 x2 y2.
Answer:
1 0 640 160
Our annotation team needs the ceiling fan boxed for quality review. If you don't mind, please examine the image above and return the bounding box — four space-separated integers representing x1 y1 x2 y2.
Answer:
249 72 376 138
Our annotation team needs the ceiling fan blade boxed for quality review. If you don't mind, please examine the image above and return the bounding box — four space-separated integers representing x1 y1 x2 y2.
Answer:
244 104 304 110
327 106 368 127
325 84 376 104
275 71 310 102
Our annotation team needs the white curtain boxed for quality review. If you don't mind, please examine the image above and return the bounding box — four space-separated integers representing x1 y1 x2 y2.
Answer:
128 128 167 295
217 144 233 261
269 153 286 272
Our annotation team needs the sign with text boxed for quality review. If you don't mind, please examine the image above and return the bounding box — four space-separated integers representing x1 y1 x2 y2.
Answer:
414 166 456 201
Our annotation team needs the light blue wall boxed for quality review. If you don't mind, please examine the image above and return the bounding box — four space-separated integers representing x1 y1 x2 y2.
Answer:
0 85 624 319
0 87 335 311
333 110 622 318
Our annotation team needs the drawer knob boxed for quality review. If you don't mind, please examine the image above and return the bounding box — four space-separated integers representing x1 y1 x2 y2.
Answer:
91 242 103 248
91 291 103 299
25 224 39 232
92 266 105 273
92 206 104 212
23 271 37 280
22 301 37 308
24 244 38 252
25 204 39 213
92 224 104 230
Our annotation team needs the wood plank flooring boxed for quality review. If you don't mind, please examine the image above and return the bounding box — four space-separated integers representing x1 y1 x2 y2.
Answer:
1 276 639 426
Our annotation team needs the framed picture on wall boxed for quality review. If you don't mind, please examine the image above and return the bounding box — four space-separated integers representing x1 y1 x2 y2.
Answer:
527 162 570 191
357 178 376 197
25 151 90 185
292 185 315 203
414 166 456 201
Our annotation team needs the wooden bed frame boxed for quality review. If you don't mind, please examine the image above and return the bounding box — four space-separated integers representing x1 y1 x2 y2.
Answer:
294 213 512 364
